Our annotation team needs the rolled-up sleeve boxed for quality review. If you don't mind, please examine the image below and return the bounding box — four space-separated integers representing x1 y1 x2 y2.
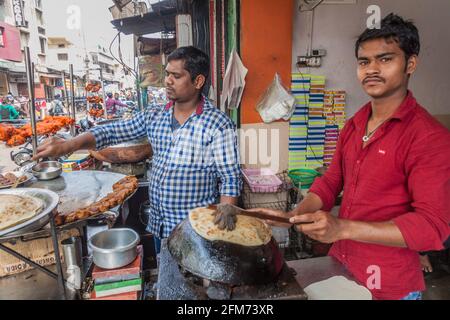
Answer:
90 111 149 150
309 123 349 211
212 122 242 197
393 129 450 252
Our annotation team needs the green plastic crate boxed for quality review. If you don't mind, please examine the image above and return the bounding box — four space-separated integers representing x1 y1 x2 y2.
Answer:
288 168 320 189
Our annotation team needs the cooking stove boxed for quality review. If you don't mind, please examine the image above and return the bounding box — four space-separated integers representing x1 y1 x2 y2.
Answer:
157 241 307 300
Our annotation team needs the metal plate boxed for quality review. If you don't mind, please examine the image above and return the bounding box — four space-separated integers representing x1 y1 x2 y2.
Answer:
0 172 34 189
0 188 59 238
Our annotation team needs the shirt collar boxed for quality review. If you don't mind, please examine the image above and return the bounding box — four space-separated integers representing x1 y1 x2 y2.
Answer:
390 90 417 120
164 95 206 116
353 90 417 129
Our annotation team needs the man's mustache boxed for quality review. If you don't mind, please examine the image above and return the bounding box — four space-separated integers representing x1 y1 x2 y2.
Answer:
363 76 385 84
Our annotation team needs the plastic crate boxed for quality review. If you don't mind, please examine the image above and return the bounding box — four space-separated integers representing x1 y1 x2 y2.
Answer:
241 171 299 212
288 168 320 189
242 168 283 193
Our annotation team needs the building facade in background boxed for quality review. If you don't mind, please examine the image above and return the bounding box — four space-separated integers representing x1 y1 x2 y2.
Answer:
0 0 24 96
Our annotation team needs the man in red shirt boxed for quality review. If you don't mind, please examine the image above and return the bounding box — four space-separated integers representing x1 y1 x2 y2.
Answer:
251 13 450 299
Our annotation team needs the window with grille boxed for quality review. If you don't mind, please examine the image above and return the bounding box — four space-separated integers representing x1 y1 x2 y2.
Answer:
39 37 46 54
0 27 4 48
58 53 68 61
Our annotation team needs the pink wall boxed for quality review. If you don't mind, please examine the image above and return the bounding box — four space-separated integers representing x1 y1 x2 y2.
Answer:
0 22 22 62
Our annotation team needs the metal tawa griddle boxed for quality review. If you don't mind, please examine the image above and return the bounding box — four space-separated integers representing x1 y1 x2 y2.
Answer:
28 170 129 216
157 240 308 300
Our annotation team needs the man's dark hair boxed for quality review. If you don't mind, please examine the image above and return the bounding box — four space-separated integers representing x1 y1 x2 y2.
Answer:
167 46 210 84
355 13 420 61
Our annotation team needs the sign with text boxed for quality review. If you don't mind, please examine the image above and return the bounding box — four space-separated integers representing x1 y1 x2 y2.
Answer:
12 0 26 27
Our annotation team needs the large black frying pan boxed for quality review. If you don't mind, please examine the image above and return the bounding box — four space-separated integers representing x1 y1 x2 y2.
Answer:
167 217 284 286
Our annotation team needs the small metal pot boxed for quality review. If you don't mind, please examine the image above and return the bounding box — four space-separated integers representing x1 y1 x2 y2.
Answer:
32 161 62 180
88 228 140 269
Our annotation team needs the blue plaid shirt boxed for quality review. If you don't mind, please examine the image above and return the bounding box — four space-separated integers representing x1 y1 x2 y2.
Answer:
90 96 241 238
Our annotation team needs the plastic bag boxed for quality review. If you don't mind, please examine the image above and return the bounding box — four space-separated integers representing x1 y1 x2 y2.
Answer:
256 73 296 123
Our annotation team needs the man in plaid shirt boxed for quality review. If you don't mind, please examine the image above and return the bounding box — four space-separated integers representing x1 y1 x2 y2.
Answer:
34 47 242 252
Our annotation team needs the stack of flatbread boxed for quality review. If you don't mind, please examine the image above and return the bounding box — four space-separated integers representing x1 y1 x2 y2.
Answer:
189 207 272 246
0 194 45 231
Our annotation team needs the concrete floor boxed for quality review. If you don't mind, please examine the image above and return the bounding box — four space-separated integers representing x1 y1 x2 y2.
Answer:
423 254 450 300
424 270 450 300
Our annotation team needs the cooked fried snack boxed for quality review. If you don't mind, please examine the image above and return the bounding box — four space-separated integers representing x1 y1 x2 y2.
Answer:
0 174 11 187
54 213 65 226
56 176 138 226
4 173 18 184
0 173 27 187
1 117 75 147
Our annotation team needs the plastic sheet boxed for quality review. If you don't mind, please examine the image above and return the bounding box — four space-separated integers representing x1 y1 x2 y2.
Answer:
256 73 296 123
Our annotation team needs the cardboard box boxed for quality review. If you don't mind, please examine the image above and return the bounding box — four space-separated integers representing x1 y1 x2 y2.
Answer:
62 153 91 164
0 228 80 278
92 246 143 282
62 157 96 172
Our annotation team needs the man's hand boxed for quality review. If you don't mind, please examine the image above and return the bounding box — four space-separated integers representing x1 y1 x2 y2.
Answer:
32 132 97 162
32 136 71 161
289 210 347 244
246 208 294 228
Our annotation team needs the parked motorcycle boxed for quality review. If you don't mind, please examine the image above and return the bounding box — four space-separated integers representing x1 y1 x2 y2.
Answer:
10 135 47 167
75 117 94 135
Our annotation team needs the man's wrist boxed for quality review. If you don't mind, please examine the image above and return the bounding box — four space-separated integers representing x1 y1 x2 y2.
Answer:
61 141 74 156
337 219 354 241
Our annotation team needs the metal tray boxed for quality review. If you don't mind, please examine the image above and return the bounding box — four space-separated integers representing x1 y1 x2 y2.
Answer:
0 188 59 238
0 172 34 189
28 171 128 216
28 171 136 227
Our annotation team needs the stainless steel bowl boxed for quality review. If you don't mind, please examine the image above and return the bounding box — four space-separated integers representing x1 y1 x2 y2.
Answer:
32 161 62 181
88 228 140 269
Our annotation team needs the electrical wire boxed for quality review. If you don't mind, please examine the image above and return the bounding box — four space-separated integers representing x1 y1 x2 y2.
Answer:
109 31 138 79
118 32 138 79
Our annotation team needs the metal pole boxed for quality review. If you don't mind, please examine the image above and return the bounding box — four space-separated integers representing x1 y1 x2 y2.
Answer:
85 56 90 113
133 35 143 111
49 216 67 300
69 64 76 136
24 47 38 156
99 68 107 119
62 71 70 118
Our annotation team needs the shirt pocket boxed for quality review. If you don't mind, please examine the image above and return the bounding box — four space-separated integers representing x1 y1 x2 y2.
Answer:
169 132 213 170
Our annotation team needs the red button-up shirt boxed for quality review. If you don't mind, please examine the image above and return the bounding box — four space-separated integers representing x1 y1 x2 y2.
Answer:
310 91 450 300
